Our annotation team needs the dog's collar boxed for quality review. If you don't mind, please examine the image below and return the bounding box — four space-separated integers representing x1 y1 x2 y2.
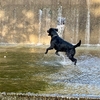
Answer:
52 35 58 38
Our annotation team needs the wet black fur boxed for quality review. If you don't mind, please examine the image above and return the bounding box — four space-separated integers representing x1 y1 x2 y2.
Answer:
45 28 81 65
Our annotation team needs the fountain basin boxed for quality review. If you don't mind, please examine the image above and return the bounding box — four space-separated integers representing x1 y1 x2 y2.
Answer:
0 45 100 98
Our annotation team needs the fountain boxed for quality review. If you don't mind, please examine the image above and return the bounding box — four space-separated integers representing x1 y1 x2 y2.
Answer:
85 0 90 45
0 46 100 99
37 9 43 45
75 0 79 44
57 6 66 38
0 0 100 99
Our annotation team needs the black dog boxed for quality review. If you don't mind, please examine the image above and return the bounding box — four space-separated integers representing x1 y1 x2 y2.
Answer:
45 28 81 65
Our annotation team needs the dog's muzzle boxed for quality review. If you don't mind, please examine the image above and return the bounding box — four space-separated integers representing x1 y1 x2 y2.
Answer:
47 30 50 36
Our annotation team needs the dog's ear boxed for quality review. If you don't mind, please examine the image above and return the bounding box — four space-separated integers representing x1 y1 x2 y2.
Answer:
55 28 58 32
54 28 58 32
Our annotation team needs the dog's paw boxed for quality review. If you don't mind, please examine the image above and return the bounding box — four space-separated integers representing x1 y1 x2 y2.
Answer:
57 54 60 56
55 52 60 56
45 52 47 54
74 59 77 65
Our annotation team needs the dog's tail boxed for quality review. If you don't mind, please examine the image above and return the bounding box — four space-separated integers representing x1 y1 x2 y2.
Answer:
74 40 81 48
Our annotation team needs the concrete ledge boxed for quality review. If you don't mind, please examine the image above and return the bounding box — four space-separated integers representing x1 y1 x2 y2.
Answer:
0 92 100 100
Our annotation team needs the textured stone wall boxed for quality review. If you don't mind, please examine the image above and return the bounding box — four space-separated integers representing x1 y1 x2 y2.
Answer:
0 0 100 45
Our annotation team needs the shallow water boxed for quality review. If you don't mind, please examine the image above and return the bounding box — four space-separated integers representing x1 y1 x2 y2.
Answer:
0 46 100 97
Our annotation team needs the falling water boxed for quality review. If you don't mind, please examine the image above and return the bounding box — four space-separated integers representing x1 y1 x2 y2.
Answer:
85 0 90 45
75 0 79 43
12 8 17 43
57 6 65 38
0 0 100 45
46 9 51 30
98 22 100 46
37 9 42 45
56 6 67 64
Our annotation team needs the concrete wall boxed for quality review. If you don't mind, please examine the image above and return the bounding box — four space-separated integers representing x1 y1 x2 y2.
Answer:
0 0 100 45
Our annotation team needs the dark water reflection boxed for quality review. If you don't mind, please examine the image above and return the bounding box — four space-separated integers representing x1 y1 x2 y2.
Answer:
0 46 100 96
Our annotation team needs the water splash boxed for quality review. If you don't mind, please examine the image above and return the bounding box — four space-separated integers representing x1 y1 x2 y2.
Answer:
58 52 72 66
48 55 100 84
46 55 100 95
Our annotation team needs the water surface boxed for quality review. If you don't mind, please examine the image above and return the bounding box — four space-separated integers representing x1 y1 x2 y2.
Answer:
0 45 100 97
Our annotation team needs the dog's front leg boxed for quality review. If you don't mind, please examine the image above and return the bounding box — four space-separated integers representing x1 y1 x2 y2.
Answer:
55 51 60 56
45 47 53 54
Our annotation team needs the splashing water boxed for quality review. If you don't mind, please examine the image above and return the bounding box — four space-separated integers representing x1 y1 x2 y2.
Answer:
57 52 72 66
44 47 100 96
1 45 100 98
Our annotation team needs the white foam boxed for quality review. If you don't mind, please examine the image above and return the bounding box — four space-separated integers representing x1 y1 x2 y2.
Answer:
42 53 100 85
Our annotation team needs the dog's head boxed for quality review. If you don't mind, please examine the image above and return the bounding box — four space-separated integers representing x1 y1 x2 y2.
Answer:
47 28 58 37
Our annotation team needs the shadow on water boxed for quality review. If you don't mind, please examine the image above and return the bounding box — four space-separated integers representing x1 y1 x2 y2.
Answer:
0 46 100 96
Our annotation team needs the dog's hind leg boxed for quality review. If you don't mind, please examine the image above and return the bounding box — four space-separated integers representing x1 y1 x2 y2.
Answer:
66 49 77 65
71 57 77 65
55 50 60 56
68 54 77 65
